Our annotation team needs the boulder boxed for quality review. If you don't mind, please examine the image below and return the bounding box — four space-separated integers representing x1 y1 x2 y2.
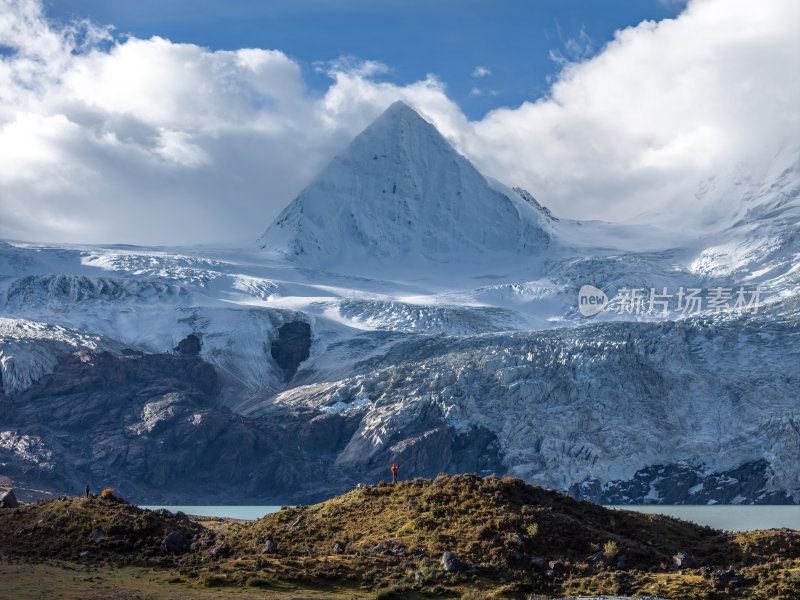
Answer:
586 551 606 565
441 551 461 572
548 560 564 571
713 568 744 586
673 551 697 569
0 490 19 508
92 531 105 543
332 541 345 554
161 530 184 553
262 539 277 554
530 556 549 568
174 510 188 521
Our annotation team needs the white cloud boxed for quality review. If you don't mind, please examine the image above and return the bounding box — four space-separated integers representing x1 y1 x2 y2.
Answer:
461 0 800 227
472 66 491 78
0 0 797 244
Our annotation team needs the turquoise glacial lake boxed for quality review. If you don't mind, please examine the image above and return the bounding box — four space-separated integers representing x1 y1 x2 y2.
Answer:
606 504 800 532
141 504 800 531
140 505 282 520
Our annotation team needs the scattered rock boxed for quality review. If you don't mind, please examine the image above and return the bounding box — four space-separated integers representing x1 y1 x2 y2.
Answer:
586 551 606 565
530 556 549 568
615 553 628 568
673 551 697 569
161 531 184 553
66 510 76 518
548 560 564 571
262 539 277 554
92 531 105 543
545 569 557 580
713 568 744 586
0 490 19 508
210 542 229 559
79 550 91 558
441 551 461 572
332 541 345 554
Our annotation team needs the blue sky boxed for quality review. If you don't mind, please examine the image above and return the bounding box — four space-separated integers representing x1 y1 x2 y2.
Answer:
44 0 686 119
2 0 796 244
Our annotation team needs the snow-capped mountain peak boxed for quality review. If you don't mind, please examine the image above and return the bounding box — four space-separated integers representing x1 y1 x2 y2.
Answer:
259 101 551 268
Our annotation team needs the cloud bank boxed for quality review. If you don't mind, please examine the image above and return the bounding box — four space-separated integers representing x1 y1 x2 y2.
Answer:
0 0 797 244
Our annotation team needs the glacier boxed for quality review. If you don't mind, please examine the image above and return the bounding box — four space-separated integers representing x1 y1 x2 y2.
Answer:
0 101 799 504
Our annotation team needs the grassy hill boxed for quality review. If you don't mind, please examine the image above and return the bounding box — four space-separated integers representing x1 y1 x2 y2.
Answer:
2 474 800 599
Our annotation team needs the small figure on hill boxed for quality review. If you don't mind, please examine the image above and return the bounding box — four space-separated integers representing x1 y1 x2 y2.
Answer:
85 484 90 498
391 463 398 483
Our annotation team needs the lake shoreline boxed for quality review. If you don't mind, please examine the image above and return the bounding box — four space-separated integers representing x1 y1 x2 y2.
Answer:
139 503 800 532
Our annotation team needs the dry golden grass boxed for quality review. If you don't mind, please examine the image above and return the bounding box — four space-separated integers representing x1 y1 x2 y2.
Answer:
2 475 800 598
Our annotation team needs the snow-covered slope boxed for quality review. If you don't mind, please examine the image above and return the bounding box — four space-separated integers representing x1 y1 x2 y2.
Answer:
1 102 799 504
259 101 552 270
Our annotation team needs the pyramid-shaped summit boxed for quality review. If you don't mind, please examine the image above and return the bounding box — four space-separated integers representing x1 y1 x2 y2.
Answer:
259 101 551 266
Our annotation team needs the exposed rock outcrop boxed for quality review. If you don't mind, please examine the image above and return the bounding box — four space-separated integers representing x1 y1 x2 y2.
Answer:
0 490 19 508
270 321 311 382
174 334 201 356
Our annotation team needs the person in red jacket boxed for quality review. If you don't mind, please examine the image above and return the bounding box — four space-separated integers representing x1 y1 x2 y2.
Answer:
391 463 398 483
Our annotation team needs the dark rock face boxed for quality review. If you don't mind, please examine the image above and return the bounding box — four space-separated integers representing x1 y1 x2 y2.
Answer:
0 349 392 503
174 333 201 356
3 339 795 506
270 321 311 382
0 490 19 508
340 402 504 485
570 459 792 505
